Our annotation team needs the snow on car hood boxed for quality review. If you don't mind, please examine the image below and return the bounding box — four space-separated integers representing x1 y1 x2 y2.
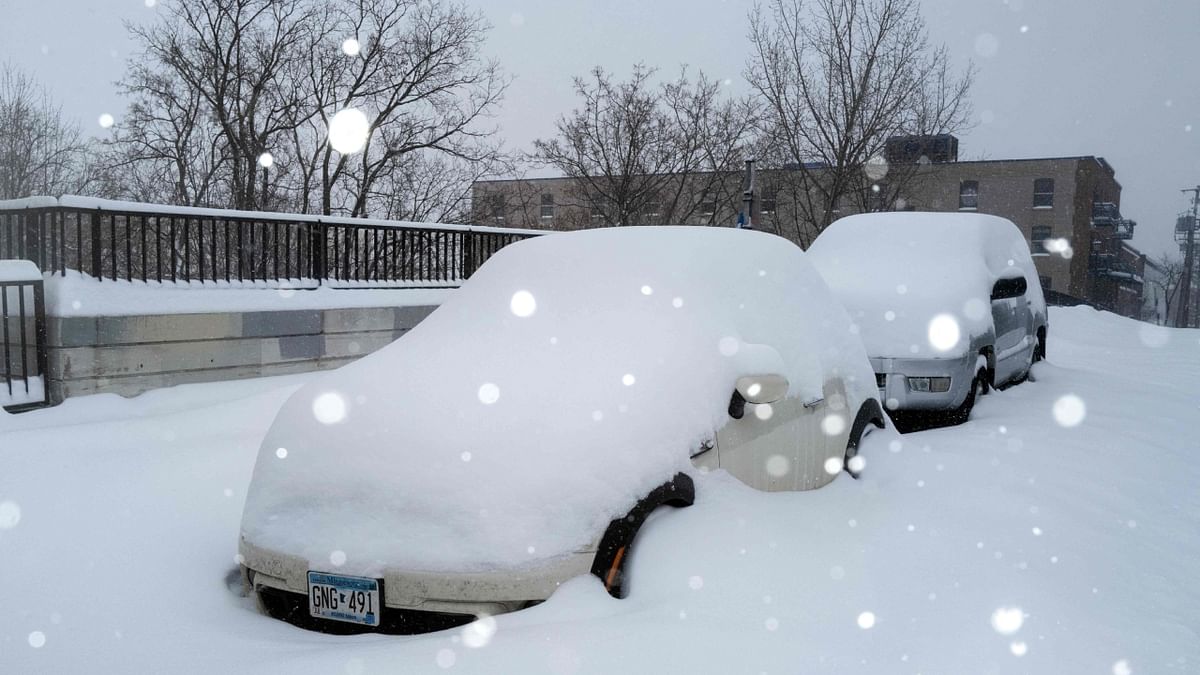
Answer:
806 212 1046 359
241 226 875 575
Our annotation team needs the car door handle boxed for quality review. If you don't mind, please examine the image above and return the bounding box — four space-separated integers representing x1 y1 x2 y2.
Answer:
803 397 824 409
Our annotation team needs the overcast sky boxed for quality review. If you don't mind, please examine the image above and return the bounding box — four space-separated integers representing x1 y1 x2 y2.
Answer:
2 0 1197 258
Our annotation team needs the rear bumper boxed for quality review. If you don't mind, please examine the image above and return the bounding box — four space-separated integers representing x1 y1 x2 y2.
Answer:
239 537 595 629
872 353 975 411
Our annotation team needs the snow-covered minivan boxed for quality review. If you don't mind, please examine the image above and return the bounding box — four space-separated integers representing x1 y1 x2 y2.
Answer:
238 226 885 634
807 212 1047 423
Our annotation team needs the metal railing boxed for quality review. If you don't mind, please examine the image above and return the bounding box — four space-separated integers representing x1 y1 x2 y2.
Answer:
0 197 540 288
1 273 49 413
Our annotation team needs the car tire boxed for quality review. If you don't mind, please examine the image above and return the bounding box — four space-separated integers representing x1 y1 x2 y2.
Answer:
951 367 988 425
591 473 695 599
844 399 886 478
1034 327 1047 362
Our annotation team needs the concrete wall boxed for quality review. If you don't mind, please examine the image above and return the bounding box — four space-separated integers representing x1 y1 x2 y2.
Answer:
46 305 438 402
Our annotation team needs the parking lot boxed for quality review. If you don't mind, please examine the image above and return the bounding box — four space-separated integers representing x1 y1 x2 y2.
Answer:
2 305 1197 674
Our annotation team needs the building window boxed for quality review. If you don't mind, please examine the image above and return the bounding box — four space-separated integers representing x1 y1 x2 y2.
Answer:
487 194 506 225
1031 225 1052 253
759 191 777 215
644 201 661 222
540 193 554 220
872 183 889 211
959 180 979 210
699 200 717 217
1033 178 1054 208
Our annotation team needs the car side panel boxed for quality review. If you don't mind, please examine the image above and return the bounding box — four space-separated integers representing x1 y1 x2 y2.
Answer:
714 379 851 492
992 294 1034 384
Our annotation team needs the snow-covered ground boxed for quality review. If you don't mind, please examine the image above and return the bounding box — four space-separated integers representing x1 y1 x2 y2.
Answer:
1 306 1197 673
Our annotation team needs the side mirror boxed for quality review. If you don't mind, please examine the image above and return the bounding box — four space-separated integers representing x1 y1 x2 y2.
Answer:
735 374 789 404
991 276 1027 301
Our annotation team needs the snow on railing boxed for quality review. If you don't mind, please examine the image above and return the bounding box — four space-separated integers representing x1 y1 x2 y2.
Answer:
0 196 543 289
0 260 50 412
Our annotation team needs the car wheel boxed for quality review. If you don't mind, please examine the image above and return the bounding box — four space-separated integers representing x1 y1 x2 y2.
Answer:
591 473 695 599
1034 327 1047 362
844 399 886 478
950 368 988 425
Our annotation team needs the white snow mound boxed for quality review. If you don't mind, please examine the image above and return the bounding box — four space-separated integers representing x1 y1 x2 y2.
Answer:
240 226 875 574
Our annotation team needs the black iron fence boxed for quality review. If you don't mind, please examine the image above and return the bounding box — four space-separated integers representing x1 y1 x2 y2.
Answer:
0 197 540 288
1 272 49 413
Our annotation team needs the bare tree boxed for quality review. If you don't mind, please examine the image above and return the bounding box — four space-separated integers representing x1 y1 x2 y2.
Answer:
109 0 506 221
122 0 318 210
533 64 758 226
285 0 506 218
0 63 89 199
1146 253 1185 326
98 61 228 206
745 0 975 242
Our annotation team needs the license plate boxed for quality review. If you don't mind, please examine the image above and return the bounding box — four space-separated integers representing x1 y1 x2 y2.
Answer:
307 571 381 626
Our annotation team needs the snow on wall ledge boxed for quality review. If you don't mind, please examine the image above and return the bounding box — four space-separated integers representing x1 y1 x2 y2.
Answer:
44 272 456 317
0 259 41 282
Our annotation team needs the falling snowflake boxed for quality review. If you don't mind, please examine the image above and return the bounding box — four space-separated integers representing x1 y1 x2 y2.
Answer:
718 337 740 356
765 455 790 477
98 113 115 129
28 631 46 648
477 383 500 405
312 392 348 424
341 38 361 57
462 615 497 648
824 457 844 474
330 550 347 566
857 611 876 629
928 314 961 352
688 575 704 590
257 152 274 169
821 414 846 435
1052 394 1086 427
328 108 370 154
974 33 999 57
0 500 21 529
275 447 288 459
990 606 1024 635
509 290 537 317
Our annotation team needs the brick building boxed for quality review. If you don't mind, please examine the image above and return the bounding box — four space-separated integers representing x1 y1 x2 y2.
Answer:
472 139 1146 317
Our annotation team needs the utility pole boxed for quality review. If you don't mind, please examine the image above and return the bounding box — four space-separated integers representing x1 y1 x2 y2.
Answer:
1178 186 1199 328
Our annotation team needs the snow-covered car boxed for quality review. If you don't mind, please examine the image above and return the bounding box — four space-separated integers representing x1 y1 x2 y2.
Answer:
238 226 885 634
807 212 1048 423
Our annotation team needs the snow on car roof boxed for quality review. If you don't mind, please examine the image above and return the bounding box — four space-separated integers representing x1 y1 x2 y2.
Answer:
241 226 875 574
806 212 1046 358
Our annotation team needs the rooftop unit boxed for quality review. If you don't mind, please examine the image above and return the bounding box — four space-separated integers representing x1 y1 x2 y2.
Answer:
884 134 959 165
